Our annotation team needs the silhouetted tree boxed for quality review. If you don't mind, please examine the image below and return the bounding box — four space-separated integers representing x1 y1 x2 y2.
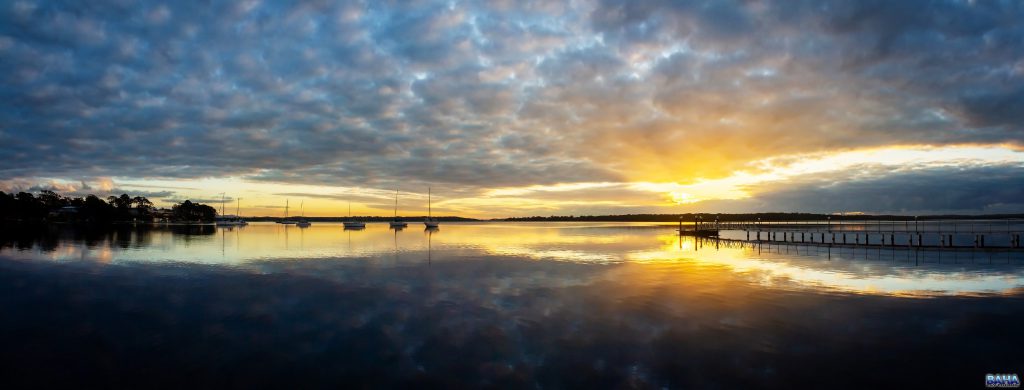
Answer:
0 190 157 223
38 190 67 209
132 196 154 220
0 192 16 220
132 196 153 210
80 195 115 223
109 193 131 212
10 192 47 221
171 200 217 222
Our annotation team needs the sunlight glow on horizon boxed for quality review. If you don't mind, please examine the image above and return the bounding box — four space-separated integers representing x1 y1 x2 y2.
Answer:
6 144 1023 218
630 143 1024 206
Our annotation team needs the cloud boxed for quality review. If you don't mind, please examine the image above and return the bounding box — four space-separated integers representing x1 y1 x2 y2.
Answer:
441 156 1024 216
163 197 233 205
959 87 1024 129
0 0 1022 214
740 163 1024 214
0 177 179 205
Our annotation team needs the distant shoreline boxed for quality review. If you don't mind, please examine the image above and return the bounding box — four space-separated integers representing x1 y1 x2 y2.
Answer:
244 216 479 223
495 213 1024 222
246 213 1024 223
5 213 1023 226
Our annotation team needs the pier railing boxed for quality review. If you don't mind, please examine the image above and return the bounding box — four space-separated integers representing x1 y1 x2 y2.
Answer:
677 219 1024 249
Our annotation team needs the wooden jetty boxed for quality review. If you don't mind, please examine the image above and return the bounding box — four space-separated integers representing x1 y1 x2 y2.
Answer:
677 217 1024 250
676 216 720 237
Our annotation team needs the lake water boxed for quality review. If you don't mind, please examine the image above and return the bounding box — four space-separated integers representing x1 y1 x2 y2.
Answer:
2 222 1023 388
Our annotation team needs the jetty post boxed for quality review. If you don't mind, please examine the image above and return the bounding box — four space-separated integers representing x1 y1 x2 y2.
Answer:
915 216 922 247
727 216 1022 251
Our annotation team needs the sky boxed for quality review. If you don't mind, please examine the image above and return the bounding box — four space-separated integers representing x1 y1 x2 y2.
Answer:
1 0 1023 218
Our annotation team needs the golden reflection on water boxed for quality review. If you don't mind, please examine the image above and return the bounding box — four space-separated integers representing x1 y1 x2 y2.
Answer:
2 222 1022 297
628 233 1024 297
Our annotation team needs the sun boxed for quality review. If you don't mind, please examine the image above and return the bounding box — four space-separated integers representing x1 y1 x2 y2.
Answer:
670 191 700 204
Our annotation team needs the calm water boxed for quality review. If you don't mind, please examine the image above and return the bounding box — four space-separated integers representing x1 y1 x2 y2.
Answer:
2 222 1023 388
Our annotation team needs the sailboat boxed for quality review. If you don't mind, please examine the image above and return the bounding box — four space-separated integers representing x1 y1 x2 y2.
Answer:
278 199 296 224
215 193 246 226
389 189 407 228
343 201 365 229
424 187 439 228
235 198 248 226
295 201 311 227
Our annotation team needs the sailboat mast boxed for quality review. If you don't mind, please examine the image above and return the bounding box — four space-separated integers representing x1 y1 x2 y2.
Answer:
301 201 304 217
221 193 225 216
236 198 240 217
394 189 399 218
428 187 432 218
285 199 289 219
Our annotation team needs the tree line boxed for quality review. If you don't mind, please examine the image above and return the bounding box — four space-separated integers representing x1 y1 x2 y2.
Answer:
0 190 218 223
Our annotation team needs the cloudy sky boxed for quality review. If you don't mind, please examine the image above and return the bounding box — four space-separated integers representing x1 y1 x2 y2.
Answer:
2 0 1023 217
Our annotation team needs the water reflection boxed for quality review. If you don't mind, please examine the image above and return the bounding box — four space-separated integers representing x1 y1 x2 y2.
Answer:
1 222 1022 296
1 222 1023 388
426 226 438 264
643 233 1024 297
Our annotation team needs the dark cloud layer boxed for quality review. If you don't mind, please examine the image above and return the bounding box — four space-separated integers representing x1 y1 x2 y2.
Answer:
1 0 1022 213
737 163 1024 214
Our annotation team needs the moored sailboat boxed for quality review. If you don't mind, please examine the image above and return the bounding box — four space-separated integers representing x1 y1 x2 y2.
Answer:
277 199 297 224
215 193 247 226
389 189 407 228
343 201 365 229
424 187 439 228
295 201 311 227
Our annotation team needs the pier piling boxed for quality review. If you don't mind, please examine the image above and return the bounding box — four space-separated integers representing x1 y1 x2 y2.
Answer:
714 218 1022 251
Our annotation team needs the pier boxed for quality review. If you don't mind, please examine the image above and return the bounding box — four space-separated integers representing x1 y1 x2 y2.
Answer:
678 217 1024 250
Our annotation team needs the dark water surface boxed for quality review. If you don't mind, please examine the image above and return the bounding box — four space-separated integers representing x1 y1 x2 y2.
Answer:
2 222 1022 388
